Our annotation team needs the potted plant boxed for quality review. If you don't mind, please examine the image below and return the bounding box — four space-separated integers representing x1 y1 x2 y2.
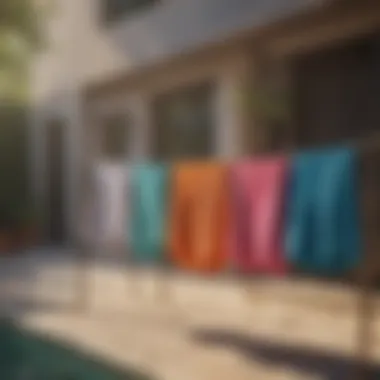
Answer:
0 205 14 255
15 204 41 250
1 197 24 253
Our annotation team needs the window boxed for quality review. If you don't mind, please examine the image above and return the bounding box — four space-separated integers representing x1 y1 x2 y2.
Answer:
293 33 380 148
152 83 215 160
100 113 129 160
102 0 157 24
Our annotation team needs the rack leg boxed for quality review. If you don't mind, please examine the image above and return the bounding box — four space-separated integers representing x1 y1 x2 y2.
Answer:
74 243 91 312
356 281 375 380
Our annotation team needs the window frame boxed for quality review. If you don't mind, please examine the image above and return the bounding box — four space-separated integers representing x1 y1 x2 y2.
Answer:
100 113 130 161
92 99 132 162
151 81 216 161
101 0 159 25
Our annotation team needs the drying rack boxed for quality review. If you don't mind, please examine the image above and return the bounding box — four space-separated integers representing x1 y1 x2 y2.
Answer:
73 133 380 380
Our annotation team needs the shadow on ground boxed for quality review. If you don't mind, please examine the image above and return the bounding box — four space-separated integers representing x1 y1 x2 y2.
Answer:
192 328 379 380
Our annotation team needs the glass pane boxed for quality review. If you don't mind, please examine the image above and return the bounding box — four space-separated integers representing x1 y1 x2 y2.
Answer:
153 82 214 160
103 0 157 23
101 114 129 160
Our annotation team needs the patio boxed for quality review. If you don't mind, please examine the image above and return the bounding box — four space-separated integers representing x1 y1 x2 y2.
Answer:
1 250 380 380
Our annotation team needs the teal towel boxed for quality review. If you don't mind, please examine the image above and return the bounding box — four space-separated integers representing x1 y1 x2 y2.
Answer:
285 147 361 275
130 164 169 263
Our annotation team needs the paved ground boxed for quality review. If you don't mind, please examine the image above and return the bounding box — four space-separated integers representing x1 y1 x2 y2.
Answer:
1 250 380 379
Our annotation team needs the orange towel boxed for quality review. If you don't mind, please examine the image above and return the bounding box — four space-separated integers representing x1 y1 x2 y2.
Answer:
169 163 230 273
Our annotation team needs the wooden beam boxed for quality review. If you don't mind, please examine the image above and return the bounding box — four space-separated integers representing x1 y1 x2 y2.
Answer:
268 1 380 58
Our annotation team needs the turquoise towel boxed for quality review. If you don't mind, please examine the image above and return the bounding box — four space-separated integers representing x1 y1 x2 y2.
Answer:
285 147 361 275
130 164 169 263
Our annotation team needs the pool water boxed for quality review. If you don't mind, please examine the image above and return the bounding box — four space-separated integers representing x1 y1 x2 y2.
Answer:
0 320 151 380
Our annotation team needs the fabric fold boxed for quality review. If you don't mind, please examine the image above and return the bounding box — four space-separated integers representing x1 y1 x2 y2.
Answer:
285 147 362 275
231 158 288 274
169 162 230 273
95 163 129 249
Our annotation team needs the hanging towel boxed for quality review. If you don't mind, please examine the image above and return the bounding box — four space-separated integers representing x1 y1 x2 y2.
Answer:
285 147 362 275
231 158 288 274
169 163 230 273
130 164 169 263
96 163 129 249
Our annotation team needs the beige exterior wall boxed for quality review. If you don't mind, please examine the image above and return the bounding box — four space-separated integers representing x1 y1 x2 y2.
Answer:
31 0 271 241
30 0 380 243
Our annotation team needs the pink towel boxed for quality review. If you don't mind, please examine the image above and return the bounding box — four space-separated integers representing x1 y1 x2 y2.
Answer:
231 158 288 274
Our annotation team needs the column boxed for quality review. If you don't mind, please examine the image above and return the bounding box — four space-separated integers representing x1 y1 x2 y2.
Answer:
129 94 153 162
214 52 253 159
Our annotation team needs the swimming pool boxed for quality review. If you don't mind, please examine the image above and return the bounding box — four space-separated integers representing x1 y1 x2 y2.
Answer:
0 320 152 380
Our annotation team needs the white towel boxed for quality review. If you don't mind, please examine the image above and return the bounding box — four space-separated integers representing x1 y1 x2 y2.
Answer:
96 163 128 249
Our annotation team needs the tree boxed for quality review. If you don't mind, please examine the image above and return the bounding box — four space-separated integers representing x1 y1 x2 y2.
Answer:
0 0 40 102
0 0 39 42
0 1 41 227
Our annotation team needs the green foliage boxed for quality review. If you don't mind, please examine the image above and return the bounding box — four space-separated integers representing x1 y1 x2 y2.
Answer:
0 105 31 229
0 0 41 225
0 0 40 46
0 0 41 102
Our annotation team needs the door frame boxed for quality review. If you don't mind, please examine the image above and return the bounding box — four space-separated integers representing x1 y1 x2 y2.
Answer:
44 118 68 246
